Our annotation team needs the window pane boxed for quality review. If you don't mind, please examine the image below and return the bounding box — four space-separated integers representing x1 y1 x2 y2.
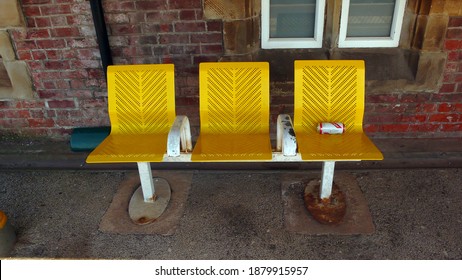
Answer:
346 0 395 37
270 0 316 38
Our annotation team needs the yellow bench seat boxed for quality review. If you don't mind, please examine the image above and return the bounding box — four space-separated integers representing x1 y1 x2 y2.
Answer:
296 133 383 161
292 60 383 199
85 64 193 225
86 133 170 163
192 133 272 161
294 60 383 162
191 62 273 161
86 64 176 164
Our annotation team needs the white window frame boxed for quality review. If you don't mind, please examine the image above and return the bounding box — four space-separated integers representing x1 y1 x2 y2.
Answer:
261 0 326 49
338 0 407 48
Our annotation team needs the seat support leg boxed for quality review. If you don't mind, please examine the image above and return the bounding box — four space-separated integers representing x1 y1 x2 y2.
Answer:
137 162 156 202
320 161 336 199
128 162 172 225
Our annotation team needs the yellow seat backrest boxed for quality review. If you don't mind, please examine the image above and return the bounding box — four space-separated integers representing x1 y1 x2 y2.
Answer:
294 60 365 134
107 64 176 135
199 62 270 134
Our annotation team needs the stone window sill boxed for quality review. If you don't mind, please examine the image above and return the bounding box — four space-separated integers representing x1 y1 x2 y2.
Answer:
257 47 446 94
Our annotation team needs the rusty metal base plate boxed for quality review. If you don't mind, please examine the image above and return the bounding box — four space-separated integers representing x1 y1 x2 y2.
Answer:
128 178 171 225
282 172 375 235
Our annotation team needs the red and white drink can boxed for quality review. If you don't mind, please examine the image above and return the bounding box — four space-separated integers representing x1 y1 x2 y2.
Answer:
317 122 345 134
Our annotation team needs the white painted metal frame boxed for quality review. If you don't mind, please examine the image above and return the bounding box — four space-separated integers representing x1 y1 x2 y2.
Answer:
137 162 156 203
338 0 407 48
261 0 326 49
137 115 192 202
134 113 352 201
277 115 337 199
167 115 193 157
320 161 335 199
277 114 297 156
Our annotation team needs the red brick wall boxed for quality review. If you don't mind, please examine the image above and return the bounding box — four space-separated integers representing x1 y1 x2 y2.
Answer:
362 17 462 138
1 0 221 138
3 0 108 137
0 1 461 139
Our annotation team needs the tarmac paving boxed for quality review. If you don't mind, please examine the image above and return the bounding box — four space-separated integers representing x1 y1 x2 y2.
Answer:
0 137 461 259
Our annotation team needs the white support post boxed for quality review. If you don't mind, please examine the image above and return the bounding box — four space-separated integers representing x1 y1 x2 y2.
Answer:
167 115 192 157
137 162 156 203
276 114 297 156
320 161 336 199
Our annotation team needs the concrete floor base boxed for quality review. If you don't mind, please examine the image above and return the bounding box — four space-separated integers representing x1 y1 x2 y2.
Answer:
282 172 375 235
1 169 462 259
99 171 193 236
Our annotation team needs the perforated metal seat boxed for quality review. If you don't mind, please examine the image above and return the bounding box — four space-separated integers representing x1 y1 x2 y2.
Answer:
86 64 176 163
294 60 383 161
191 62 272 161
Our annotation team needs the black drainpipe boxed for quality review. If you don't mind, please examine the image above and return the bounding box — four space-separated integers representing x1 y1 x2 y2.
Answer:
89 0 113 80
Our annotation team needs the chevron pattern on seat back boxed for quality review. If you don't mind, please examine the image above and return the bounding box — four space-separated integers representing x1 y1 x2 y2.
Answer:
294 60 365 134
199 62 270 134
107 64 176 135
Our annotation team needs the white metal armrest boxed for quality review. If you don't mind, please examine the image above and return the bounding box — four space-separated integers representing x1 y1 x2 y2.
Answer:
167 115 192 157
276 114 297 156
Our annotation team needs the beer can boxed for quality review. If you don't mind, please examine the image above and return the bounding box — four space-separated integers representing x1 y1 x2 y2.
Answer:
317 122 345 134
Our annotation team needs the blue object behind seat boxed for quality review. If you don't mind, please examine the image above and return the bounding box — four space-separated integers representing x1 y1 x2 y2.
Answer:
70 127 111 152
